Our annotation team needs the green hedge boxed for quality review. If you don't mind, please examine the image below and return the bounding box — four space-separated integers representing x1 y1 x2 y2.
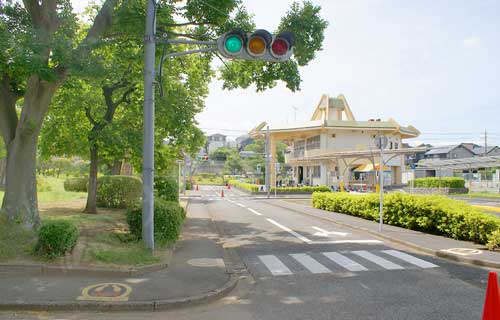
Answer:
228 179 260 192
127 197 185 243
35 220 79 258
411 177 465 188
312 192 500 244
154 176 178 202
64 177 88 192
271 186 331 193
97 175 142 209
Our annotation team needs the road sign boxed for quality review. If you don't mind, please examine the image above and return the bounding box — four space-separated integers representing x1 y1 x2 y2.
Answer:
275 162 281 171
176 160 183 164
374 134 388 149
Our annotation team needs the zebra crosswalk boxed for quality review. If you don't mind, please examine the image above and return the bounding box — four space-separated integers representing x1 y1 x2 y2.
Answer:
253 250 438 277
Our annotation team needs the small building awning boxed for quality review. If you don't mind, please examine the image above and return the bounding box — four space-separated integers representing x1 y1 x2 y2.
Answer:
354 163 390 172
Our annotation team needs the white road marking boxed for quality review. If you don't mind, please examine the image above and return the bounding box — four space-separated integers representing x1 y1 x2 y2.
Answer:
322 252 368 272
247 208 263 216
311 240 383 245
259 255 293 276
236 203 247 208
266 219 312 243
312 226 348 237
290 253 331 274
352 250 404 270
382 250 438 269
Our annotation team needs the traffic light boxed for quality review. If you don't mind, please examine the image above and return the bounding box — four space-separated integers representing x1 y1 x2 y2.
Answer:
217 29 294 62
196 155 209 161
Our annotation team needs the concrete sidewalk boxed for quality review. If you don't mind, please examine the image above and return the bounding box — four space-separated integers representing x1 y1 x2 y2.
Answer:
0 202 238 311
266 199 500 269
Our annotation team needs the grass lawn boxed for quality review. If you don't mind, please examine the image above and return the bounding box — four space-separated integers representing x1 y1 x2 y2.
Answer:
0 175 172 267
0 200 170 267
464 192 500 199
0 176 87 204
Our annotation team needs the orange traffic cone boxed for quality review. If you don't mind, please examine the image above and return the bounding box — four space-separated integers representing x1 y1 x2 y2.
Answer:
195 185 199 191
483 272 500 320
221 190 224 197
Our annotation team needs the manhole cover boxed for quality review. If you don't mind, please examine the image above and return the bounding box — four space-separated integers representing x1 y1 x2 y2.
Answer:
77 283 132 302
441 248 483 256
187 258 225 268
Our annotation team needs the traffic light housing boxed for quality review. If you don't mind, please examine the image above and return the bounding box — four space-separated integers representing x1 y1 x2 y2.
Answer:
196 155 209 161
218 29 294 62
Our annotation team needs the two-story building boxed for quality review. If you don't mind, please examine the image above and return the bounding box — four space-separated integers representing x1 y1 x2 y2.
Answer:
251 94 420 189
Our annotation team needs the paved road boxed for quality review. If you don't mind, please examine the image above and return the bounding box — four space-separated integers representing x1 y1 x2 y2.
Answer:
1 185 494 320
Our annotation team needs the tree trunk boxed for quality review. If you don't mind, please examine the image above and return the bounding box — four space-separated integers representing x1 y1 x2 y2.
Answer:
84 142 99 214
111 159 122 175
2 132 40 229
1 76 58 229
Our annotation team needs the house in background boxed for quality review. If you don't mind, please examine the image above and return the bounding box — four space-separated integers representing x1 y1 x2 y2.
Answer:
423 144 475 160
205 133 227 154
236 134 254 151
251 94 420 188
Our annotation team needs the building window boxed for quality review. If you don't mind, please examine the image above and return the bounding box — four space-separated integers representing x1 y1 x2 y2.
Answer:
395 143 398 149
390 142 393 149
312 166 321 178
306 135 320 150
293 140 305 158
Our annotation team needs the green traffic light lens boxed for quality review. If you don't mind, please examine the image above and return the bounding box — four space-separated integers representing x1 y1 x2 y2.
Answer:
225 35 242 54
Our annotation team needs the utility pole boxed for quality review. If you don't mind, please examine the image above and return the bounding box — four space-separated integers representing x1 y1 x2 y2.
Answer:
379 146 384 232
484 129 488 156
178 161 182 196
265 125 271 198
142 0 156 251
292 106 298 122
374 134 388 233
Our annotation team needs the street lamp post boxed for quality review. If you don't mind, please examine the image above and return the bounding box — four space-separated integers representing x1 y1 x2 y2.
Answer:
375 134 388 232
142 0 156 250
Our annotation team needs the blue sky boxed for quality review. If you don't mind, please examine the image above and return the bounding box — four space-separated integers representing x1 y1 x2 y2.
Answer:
72 0 500 146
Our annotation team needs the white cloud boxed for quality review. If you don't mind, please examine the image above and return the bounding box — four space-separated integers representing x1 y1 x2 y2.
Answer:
463 37 481 48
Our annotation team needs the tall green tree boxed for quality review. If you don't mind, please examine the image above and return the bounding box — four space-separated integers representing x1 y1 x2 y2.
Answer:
2 0 327 228
0 0 119 228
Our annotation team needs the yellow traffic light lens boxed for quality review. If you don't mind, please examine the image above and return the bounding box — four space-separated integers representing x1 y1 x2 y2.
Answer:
248 37 266 56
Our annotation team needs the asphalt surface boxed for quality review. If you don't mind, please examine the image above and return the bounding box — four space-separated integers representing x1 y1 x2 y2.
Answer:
1 185 496 320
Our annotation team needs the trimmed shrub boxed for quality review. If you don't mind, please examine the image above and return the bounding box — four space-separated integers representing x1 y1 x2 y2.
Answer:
411 177 465 188
127 197 185 243
228 179 260 192
154 176 178 202
97 175 142 209
35 220 79 258
64 177 88 192
271 186 331 193
312 192 500 244
185 181 193 191
487 230 500 251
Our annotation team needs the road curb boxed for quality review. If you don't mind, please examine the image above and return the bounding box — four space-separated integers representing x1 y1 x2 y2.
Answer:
0 273 239 312
265 200 500 270
0 198 239 312
0 249 173 277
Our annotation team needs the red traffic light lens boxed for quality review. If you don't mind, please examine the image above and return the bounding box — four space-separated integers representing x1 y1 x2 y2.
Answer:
271 38 289 57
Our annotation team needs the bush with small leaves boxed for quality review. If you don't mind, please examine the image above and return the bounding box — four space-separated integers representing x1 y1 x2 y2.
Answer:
35 220 79 258
96 175 142 209
312 192 500 244
154 176 178 203
127 197 185 243
64 177 88 192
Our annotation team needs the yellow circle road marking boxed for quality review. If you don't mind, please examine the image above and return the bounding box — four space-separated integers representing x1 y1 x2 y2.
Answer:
77 283 132 302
